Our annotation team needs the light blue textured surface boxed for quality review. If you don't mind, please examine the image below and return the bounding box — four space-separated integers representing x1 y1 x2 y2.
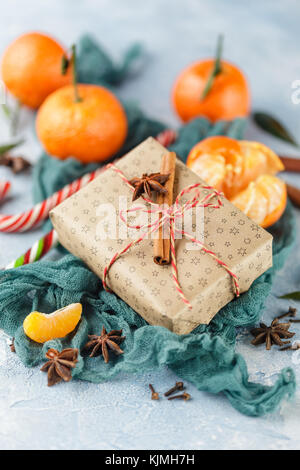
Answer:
0 0 300 450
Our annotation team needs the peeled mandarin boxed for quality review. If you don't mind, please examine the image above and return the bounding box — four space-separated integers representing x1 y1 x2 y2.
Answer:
187 137 285 199
23 303 82 343
186 136 287 227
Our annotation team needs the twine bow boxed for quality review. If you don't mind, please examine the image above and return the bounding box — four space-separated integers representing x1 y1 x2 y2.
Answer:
103 164 240 309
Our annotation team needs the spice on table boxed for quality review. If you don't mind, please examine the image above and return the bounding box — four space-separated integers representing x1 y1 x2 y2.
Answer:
153 151 176 266
280 343 300 352
251 318 295 350
149 383 159 400
168 392 191 402
40 348 78 387
129 172 169 202
0 154 31 174
276 306 297 320
276 306 300 323
83 326 125 363
10 338 15 353
164 381 185 397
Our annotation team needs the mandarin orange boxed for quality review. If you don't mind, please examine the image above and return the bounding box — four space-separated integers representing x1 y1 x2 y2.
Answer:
36 84 128 163
172 60 250 123
1 32 71 109
172 37 250 123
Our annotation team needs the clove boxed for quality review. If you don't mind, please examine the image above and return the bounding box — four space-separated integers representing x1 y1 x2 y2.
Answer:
168 392 191 402
9 338 15 353
280 343 300 351
164 381 185 397
149 383 159 400
0 154 31 174
276 306 297 320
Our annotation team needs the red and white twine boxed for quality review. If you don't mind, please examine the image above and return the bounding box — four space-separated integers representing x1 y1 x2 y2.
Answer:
103 164 240 309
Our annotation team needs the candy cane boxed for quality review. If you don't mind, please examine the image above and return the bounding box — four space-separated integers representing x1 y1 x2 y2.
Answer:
0 181 11 200
5 229 58 269
0 168 106 233
1 177 59 268
1 130 177 268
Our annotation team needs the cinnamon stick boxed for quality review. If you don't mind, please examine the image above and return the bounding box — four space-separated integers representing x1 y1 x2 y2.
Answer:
287 184 300 209
153 152 176 265
279 156 300 173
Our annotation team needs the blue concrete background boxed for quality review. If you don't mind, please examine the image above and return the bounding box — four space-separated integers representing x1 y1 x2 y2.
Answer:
0 0 300 450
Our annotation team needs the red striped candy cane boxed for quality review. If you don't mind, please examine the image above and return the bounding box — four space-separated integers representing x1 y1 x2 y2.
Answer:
0 181 11 200
0 168 105 233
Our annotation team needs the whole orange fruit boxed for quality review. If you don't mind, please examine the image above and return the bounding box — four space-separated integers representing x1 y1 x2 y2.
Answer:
186 136 286 228
1 32 71 109
36 84 128 163
172 60 250 123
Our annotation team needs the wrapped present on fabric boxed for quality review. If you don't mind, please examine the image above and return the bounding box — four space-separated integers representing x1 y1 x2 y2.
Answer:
50 137 273 334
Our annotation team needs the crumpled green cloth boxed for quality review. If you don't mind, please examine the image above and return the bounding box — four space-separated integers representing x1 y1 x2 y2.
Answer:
0 35 296 417
0 204 296 416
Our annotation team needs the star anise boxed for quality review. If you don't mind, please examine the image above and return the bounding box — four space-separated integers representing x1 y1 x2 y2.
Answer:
0 154 31 174
40 348 78 387
83 326 125 363
129 173 170 201
251 318 295 350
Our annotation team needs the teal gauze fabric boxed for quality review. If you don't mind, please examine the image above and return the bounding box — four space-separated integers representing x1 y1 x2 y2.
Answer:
0 35 297 416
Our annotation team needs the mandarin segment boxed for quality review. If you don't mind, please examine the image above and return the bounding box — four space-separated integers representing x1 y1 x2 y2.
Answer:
231 175 287 228
187 136 243 195
23 303 82 343
190 153 226 192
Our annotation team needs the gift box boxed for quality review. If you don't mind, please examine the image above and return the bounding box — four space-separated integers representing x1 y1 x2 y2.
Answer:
50 137 273 334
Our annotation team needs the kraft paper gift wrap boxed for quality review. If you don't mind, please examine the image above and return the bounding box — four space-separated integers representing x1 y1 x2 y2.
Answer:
50 137 273 334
